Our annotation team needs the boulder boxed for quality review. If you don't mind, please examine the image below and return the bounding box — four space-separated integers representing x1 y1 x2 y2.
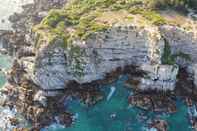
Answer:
33 91 47 107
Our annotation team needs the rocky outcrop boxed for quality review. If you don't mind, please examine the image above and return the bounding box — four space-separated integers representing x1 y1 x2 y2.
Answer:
160 25 197 88
34 25 179 91
139 64 179 91
3 0 197 129
1 58 104 129
128 93 176 113
1 60 73 130
0 0 68 57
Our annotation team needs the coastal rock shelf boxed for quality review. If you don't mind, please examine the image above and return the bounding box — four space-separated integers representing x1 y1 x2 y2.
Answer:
34 25 180 91
2 0 197 130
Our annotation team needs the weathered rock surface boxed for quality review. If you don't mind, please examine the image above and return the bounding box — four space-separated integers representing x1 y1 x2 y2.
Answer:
128 93 176 113
3 0 197 129
1 60 73 130
34 25 179 91
139 64 179 91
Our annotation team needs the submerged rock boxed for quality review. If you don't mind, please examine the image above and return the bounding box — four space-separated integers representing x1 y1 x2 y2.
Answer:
128 93 176 113
150 119 168 131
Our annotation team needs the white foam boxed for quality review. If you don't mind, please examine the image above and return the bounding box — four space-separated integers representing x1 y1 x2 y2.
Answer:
0 0 34 30
0 106 28 131
107 86 116 101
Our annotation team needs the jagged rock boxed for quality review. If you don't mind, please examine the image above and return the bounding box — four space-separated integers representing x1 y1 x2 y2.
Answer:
34 25 166 90
128 93 176 113
150 119 168 131
1 80 73 130
139 64 179 91
33 91 47 107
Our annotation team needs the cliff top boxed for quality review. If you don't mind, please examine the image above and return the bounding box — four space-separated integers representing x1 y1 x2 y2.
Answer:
33 0 197 48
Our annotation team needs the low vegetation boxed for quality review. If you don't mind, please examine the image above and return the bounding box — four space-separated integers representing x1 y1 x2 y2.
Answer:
34 0 171 46
161 38 191 65
34 0 195 76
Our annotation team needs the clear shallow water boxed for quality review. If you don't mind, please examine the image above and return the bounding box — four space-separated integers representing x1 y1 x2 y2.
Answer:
0 54 12 87
43 76 193 131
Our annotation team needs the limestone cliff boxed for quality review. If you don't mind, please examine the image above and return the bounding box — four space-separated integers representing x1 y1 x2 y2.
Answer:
4 0 197 100
33 24 178 91
29 0 197 92
2 0 197 129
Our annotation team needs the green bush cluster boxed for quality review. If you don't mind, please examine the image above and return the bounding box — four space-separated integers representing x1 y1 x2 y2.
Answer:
35 0 169 45
41 10 66 27
129 8 166 25
161 38 191 65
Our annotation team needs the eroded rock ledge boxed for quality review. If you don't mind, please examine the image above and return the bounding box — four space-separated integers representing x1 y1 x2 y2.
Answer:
2 0 197 130
33 25 178 91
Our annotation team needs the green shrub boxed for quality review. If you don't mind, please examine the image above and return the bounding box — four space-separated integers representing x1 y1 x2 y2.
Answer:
161 38 175 65
41 10 66 27
129 8 166 25
162 38 191 65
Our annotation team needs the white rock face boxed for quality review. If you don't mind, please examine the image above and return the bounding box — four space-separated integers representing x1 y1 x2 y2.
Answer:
160 25 197 87
160 25 197 65
193 64 197 87
34 39 72 90
34 25 168 90
33 23 197 91
34 90 47 107
139 64 179 91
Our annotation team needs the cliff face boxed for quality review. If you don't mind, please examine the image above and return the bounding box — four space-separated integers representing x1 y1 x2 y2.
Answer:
33 24 183 91
2 0 197 129
2 0 197 93
30 0 197 92
161 25 197 87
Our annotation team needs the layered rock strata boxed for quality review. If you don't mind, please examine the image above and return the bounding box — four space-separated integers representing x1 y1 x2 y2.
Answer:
34 25 179 91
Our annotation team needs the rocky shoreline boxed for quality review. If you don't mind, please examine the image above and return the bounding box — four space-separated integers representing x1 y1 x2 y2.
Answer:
1 0 197 130
126 67 197 130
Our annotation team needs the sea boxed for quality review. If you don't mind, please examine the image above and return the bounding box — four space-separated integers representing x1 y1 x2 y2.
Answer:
0 0 195 131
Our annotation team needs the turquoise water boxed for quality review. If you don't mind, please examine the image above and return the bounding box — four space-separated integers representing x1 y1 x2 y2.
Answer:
0 55 192 130
43 75 193 131
0 54 12 87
